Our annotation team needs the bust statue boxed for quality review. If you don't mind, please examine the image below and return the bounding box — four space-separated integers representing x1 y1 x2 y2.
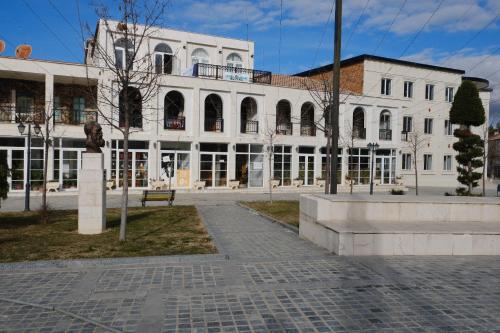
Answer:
84 121 105 153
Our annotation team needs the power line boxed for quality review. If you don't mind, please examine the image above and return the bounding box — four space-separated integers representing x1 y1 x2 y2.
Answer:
278 0 283 73
344 0 371 52
47 0 81 37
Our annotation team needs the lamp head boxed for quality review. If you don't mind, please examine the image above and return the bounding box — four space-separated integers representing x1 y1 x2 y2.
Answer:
17 122 26 135
33 123 41 135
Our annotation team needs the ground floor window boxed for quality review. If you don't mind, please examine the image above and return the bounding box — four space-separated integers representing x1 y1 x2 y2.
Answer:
320 147 342 184
53 139 86 189
111 140 149 188
273 145 292 186
236 144 264 188
200 143 228 187
160 141 191 189
0 138 25 190
347 148 370 185
30 148 44 191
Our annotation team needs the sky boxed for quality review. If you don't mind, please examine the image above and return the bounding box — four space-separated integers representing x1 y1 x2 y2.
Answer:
0 0 499 124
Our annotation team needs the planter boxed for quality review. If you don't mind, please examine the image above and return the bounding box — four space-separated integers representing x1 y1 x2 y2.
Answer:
106 180 115 191
150 179 167 190
316 179 326 187
46 181 60 192
270 179 280 188
228 180 240 190
194 180 206 190
292 179 304 188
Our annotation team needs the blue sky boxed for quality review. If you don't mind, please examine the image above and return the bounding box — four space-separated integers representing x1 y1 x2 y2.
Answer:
0 0 499 124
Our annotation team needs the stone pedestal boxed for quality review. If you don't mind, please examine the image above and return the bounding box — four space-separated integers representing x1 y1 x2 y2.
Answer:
78 153 106 234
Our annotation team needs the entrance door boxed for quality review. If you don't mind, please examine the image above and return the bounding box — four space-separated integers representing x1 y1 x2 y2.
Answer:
200 153 228 188
375 156 391 184
160 151 191 189
299 155 315 186
112 150 149 188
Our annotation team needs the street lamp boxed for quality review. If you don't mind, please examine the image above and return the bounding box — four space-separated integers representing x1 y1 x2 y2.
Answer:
367 142 379 195
17 121 41 211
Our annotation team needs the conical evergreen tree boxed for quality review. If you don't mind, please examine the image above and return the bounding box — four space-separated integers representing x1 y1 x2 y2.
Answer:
449 81 485 195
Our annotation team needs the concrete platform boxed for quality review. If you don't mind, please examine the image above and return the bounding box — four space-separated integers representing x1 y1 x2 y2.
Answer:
299 194 500 256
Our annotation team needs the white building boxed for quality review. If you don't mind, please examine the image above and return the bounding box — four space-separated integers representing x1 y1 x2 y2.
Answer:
0 21 492 192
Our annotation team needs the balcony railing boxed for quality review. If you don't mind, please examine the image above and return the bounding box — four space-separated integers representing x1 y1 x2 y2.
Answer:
300 125 316 136
54 108 97 125
379 129 392 140
16 106 46 124
241 120 259 134
276 122 293 135
353 127 366 140
205 117 224 132
194 63 272 84
0 103 14 122
401 131 410 141
165 116 186 130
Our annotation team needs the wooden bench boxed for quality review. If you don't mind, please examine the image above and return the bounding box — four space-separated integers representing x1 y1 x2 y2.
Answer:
141 190 176 207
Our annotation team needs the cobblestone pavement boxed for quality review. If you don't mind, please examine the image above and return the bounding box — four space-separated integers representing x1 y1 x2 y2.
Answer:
2 203 500 332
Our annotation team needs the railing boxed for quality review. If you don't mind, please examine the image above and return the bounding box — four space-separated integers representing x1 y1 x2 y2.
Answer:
276 122 293 135
353 127 366 140
241 120 259 134
0 104 14 122
379 129 392 140
194 63 272 85
165 116 186 130
300 125 316 136
401 131 410 141
205 117 224 132
16 106 46 124
53 108 97 125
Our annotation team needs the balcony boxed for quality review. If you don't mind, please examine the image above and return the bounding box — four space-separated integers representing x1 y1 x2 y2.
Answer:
0 104 46 124
165 116 185 130
276 122 293 135
241 120 259 134
353 128 366 140
300 125 316 136
194 63 272 84
54 108 97 125
379 129 392 140
205 117 224 132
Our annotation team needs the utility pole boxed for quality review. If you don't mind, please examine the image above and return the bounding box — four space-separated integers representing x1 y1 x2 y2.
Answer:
330 0 342 194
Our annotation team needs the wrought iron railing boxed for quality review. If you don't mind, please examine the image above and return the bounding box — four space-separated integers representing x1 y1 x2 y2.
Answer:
205 117 224 132
165 116 186 130
53 108 97 125
276 122 293 135
300 124 316 136
194 63 272 84
353 127 366 139
0 104 14 122
241 120 259 134
379 129 392 140
15 106 45 124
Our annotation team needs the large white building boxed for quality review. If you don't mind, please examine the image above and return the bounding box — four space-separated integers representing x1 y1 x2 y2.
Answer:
0 21 492 192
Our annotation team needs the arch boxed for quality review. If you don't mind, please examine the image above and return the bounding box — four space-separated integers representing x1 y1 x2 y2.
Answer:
241 97 258 133
353 107 365 139
115 38 133 49
192 48 209 64
119 87 142 128
300 102 315 136
227 53 243 68
204 93 223 132
154 43 172 54
276 99 292 135
164 91 184 129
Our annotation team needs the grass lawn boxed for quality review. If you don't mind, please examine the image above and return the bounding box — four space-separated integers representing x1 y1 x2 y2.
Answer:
0 206 216 263
241 201 300 227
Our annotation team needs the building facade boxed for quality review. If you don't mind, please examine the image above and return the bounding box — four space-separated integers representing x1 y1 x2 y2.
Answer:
0 21 492 192
489 132 500 179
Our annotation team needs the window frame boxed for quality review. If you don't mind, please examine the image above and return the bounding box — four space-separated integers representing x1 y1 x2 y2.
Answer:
401 153 412 171
443 155 452 171
445 87 454 103
423 154 433 171
425 84 435 101
226 53 243 68
444 119 453 136
403 81 413 98
424 118 433 134
381 78 392 96
402 116 413 133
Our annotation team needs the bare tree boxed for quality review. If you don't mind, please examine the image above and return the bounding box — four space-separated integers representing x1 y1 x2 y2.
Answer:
404 130 428 196
82 0 168 241
39 102 54 223
340 122 356 194
264 126 277 204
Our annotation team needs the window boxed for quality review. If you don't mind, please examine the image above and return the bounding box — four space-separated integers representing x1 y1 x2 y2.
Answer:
403 116 413 133
444 119 453 136
424 118 433 134
273 145 292 186
300 102 315 136
352 107 365 139
191 48 209 65
119 87 142 128
402 153 412 170
425 84 434 100
381 78 391 96
204 94 223 132
445 87 454 103
443 155 452 171
154 43 173 74
404 81 413 98
379 110 392 140
241 97 258 134
276 100 292 135
424 154 433 171
115 38 134 70
164 91 185 130
226 53 243 68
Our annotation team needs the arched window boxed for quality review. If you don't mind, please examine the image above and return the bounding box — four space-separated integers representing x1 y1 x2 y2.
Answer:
300 102 315 136
353 107 365 139
119 87 142 128
115 38 134 69
204 94 223 132
276 100 292 135
227 53 243 68
241 97 258 133
154 43 173 74
379 110 392 140
164 91 184 130
192 48 209 65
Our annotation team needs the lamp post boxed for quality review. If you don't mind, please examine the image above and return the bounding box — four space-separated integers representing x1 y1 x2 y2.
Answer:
18 121 41 211
367 142 379 195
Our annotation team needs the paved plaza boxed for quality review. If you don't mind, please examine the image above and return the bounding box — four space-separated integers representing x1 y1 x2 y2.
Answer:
1 201 500 332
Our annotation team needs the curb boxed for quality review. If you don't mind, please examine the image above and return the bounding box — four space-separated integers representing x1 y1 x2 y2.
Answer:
236 202 299 234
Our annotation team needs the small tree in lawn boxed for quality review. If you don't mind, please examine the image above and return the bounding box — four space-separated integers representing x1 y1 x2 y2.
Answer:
339 122 356 194
264 126 277 204
450 80 486 196
405 130 428 196
0 150 8 208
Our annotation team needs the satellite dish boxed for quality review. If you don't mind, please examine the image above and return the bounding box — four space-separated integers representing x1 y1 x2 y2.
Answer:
15 44 32 59
0 40 5 54
117 22 127 31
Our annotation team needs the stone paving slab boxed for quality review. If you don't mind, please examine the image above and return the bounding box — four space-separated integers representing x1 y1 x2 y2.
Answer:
1 203 500 332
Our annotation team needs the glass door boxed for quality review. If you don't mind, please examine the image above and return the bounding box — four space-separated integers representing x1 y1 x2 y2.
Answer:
200 154 214 187
214 154 227 187
299 155 315 186
200 153 228 188
112 149 149 188
160 151 190 189
375 156 391 184
61 150 80 189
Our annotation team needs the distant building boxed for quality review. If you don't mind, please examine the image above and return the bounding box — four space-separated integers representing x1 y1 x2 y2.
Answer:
489 132 500 179
0 20 493 192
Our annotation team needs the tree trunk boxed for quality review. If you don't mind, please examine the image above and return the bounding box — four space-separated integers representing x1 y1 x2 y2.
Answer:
268 150 273 204
325 128 331 194
120 128 129 241
414 149 418 196
41 121 49 223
